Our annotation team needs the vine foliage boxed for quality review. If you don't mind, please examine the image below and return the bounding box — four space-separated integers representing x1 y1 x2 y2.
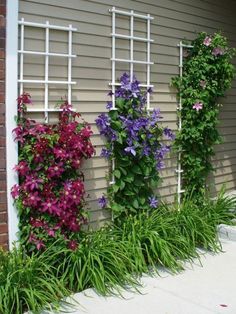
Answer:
172 32 235 197
96 73 174 219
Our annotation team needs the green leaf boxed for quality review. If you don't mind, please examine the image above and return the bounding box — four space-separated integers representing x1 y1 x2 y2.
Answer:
112 184 119 193
124 190 135 196
140 197 146 205
114 169 121 179
119 167 127 176
116 98 125 109
132 199 139 209
124 173 134 183
132 165 142 174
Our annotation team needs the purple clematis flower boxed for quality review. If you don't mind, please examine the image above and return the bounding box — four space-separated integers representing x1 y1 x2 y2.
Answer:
100 148 112 159
163 127 175 140
148 196 159 208
98 195 107 209
106 101 113 110
156 160 165 170
124 146 136 156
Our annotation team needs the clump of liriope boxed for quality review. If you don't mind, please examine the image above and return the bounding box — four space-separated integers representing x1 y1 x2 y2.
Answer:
43 229 140 296
0 246 70 314
172 32 235 198
1 192 235 313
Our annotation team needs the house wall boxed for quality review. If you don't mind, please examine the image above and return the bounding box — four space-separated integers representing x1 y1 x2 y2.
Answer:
0 0 7 249
17 0 236 228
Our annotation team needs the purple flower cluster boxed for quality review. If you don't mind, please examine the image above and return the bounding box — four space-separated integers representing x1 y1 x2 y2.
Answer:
95 113 117 142
96 73 174 211
163 127 175 140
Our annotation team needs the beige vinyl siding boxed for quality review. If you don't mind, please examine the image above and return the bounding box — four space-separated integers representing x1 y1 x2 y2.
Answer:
19 0 236 226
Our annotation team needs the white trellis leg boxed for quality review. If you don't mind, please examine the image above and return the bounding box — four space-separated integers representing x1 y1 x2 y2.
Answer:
130 11 134 80
176 41 193 206
19 18 24 95
68 25 73 104
44 21 49 123
146 14 153 112
109 7 117 186
111 7 117 111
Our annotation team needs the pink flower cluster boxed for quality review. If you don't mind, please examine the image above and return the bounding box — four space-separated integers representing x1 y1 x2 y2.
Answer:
12 93 95 251
203 36 225 56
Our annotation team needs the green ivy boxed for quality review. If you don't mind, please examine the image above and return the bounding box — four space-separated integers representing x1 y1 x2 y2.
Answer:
172 32 235 197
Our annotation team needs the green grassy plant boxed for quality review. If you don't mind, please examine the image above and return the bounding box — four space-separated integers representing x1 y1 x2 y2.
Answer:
0 247 70 314
43 229 139 296
0 192 235 313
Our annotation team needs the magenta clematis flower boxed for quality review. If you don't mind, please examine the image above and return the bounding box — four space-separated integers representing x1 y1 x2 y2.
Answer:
36 240 45 250
17 92 32 113
14 161 29 176
41 199 59 215
203 36 212 46
12 125 27 143
193 102 203 111
67 217 80 232
28 232 37 243
26 191 41 207
34 153 44 163
68 240 78 251
80 126 93 138
71 158 82 169
46 228 55 237
53 147 67 159
24 175 43 191
11 184 20 199
47 162 64 178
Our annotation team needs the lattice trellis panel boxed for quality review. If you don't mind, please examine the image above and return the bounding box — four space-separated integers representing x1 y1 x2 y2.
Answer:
109 6 154 111
109 7 154 185
18 18 77 123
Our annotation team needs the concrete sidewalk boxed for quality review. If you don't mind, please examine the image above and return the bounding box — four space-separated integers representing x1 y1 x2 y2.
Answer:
46 226 236 314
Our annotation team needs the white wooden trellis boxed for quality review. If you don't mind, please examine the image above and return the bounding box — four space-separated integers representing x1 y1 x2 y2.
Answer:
18 18 77 123
176 41 193 205
109 6 154 184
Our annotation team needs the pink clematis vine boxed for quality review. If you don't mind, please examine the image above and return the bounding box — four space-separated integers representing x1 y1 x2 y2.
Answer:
193 102 203 112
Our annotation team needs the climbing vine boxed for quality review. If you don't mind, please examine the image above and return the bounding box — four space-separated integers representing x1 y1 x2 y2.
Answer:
172 32 235 197
12 94 95 251
96 73 174 219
